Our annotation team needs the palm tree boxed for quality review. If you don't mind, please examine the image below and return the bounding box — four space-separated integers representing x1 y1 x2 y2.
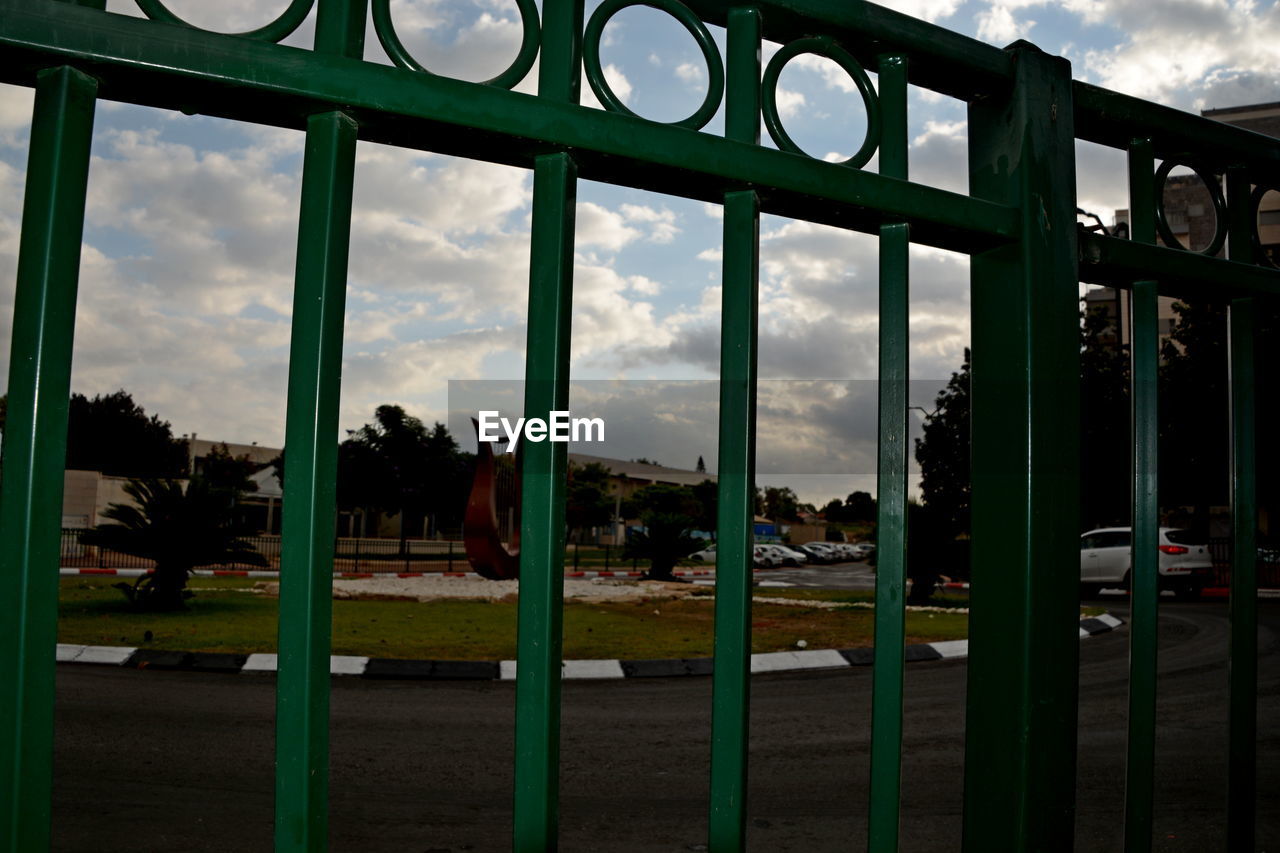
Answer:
80 478 267 611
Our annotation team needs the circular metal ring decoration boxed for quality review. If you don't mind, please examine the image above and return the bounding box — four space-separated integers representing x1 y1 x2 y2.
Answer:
1153 159 1227 257
134 0 314 43
371 0 540 90
1250 183 1279 269
761 36 881 169
582 0 725 131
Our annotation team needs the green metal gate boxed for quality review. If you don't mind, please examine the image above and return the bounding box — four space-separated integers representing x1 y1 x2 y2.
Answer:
0 0 1272 850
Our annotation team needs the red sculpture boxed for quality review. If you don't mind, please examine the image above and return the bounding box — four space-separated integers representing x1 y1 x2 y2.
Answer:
463 419 521 580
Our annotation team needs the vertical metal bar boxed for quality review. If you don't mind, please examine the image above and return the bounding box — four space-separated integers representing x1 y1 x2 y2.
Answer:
274 108 359 853
1225 166 1257 852
1123 137 1157 853
868 51 908 853
962 43 1080 853
708 9 761 851
0 65 96 853
513 152 576 851
274 5 365 850
513 1 582 847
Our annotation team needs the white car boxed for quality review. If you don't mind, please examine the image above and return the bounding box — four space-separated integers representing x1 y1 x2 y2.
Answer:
851 543 876 560
800 542 843 563
832 543 860 560
753 546 781 568
1079 527 1213 599
757 544 808 566
688 544 780 568
688 544 716 563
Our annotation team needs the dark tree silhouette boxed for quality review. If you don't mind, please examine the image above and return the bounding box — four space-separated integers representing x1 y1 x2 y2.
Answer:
1080 301 1133 529
762 486 800 522
915 350 971 541
0 389 188 478
338 405 472 544
566 461 614 543
66 390 190 478
621 483 704 581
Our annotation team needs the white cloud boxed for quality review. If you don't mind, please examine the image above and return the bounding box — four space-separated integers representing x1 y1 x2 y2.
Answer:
577 202 641 251
626 275 662 296
620 203 679 243
976 5 1036 43
602 63 634 105
790 54 859 95
1078 0 1280 111
908 120 968 194
774 87 807 120
570 260 673 359
876 0 964 22
674 62 705 88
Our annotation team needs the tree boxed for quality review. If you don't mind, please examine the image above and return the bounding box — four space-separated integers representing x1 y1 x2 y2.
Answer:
915 349 971 540
199 442 260 496
820 498 845 520
762 486 800 521
0 389 188 478
1156 298 1278 527
916 308 1131 544
80 477 267 610
566 461 615 543
621 483 704 581
696 455 706 473
338 405 472 544
691 478 717 533
1079 300 1133 529
66 390 190 478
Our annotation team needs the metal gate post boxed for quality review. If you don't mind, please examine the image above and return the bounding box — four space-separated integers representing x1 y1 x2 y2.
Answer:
274 5 366 850
0 65 97 853
513 0 583 846
707 9 761 849
1225 165 1258 850
963 42 1080 852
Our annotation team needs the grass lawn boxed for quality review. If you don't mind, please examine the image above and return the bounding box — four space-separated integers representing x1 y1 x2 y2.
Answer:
57 577 1097 660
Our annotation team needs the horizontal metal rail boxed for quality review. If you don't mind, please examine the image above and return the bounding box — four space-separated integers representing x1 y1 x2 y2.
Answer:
680 0 1014 101
1074 81 1280 178
1078 233 1280 299
0 0 1019 254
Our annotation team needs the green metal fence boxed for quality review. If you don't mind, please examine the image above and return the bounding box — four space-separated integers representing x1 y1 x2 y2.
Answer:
0 0 1272 851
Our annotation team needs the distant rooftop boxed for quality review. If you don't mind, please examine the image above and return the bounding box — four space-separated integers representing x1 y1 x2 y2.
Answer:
567 452 715 486
1202 101 1280 118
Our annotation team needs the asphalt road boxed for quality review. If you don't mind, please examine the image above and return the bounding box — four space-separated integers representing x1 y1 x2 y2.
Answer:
51 600 1278 852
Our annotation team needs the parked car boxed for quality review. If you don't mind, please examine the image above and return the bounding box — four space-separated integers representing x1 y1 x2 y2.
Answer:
797 542 839 563
753 545 781 568
1079 527 1213 599
851 543 876 560
689 543 781 568
688 544 716 563
757 543 808 566
825 543 857 560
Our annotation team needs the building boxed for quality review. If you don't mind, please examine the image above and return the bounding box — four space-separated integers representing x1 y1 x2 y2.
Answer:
61 437 283 533
1087 101 1280 347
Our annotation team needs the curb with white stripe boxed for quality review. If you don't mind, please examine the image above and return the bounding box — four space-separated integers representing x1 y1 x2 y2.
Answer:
55 612 1126 681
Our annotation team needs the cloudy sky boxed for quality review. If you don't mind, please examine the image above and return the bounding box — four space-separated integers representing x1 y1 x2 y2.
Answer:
0 0 1276 506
